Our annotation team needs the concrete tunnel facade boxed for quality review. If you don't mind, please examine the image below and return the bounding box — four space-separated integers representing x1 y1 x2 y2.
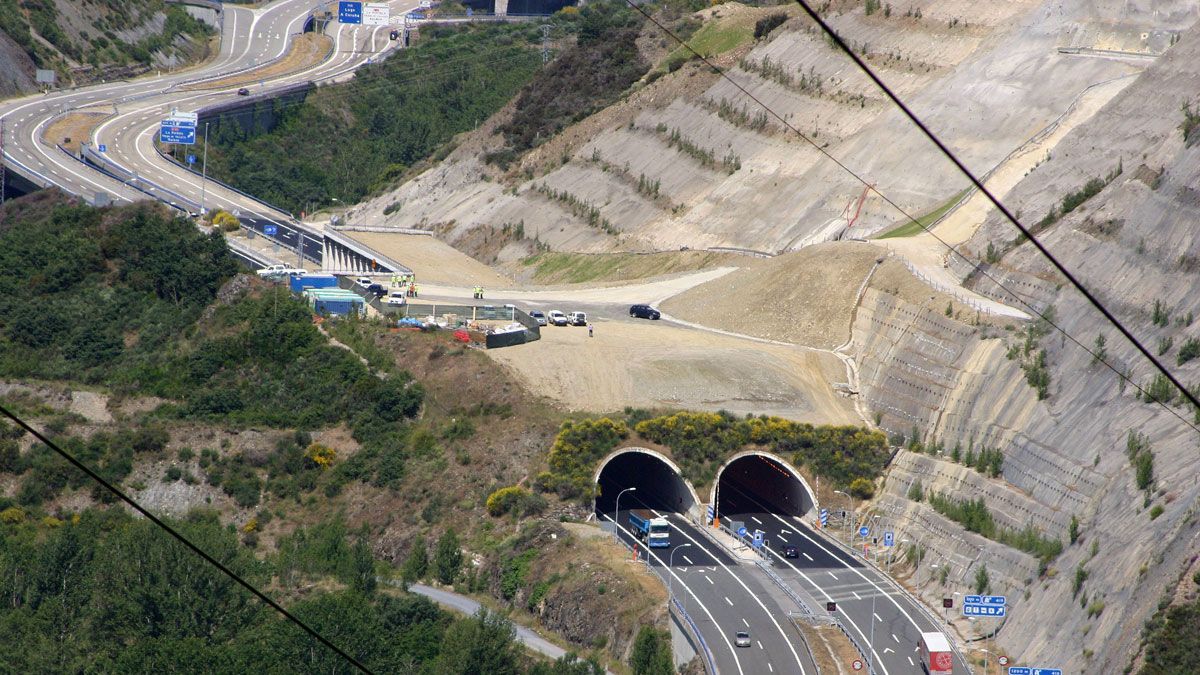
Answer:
710 451 818 521
593 447 702 520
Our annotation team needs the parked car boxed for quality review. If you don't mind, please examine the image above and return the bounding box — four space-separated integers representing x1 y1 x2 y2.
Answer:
365 283 387 299
355 276 373 287
237 87 250 96
386 290 407 306
256 264 305 279
735 631 751 648
783 545 799 559
547 310 569 326
630 304 661 320
568 311 587 326
528 310 548 326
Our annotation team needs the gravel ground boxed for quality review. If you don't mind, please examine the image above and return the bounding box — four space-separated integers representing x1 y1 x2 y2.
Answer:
659 242 886 350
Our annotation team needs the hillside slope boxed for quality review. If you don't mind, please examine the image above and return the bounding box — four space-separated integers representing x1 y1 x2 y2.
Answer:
346 0 1194 258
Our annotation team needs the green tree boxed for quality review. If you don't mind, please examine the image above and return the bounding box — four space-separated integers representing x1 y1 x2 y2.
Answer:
973 564 990 595
351 534 377 596
849 477 876 499
1069 514 1080 545
403 534 430 582
630 626 674 675
434 529 462 585
434 608 521 675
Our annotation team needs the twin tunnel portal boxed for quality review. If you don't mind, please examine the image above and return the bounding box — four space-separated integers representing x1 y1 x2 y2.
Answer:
594 447 817 543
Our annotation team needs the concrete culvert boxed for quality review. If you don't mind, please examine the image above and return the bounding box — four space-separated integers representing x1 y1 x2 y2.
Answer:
712 452 815 520
593 447 700 520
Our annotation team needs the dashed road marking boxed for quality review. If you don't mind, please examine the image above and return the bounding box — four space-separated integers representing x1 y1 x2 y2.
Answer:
852 591 861 600
724 596 733 606
683 555 693 565
705 576 713 585
874 613 883 622
803 552 813 561
828 571 838 580
742 618 749 627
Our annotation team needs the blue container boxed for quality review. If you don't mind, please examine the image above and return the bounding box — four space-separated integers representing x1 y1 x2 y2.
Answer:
314 297 365 317
290 273 339 293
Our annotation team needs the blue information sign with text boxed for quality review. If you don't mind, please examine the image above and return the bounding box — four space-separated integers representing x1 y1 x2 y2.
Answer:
338 1 362 23
160 122 196 145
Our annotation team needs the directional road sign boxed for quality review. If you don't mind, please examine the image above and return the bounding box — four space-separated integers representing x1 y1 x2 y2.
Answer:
363 2 389 25
338 1 363 23
883 531 894 547
736 526 747 537
264 225 278 236
1008 669 1031 675
965 595 1007 605
963 603 1006 617
160 112 197 145
705 505 714 521
858 525 869 537
186 154 196 165
98 144 106 153
1033 670 1062 675
819 508 829 527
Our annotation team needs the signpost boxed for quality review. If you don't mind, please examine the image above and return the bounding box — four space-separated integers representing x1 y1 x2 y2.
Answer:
186 154 196 165
264 224 278 236
858 525 869 538
851 660 862 671
160 111 197 145
705 505 714 523
1007 669 1060 675
998 656 1009 666
363 2 389 25
964 594 1007 617
98 144 107 153
338 1 363 24
736 526 748 538
883 531 894 547
819 508 829 527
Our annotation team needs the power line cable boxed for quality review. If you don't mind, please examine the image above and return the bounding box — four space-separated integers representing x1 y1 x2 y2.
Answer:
620 0 1200 433
0 403 374 675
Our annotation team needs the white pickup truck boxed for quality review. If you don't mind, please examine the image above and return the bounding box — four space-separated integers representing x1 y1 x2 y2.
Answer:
256 264 305 279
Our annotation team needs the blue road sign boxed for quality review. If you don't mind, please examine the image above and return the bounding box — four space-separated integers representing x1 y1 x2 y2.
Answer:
160 121 196 145
466 6 472 15
338 1 363 23
819 508 829 526
858 526 869 537
98 144 106 153
736 526 748 537
752 531 764 548
705 505 714 521
963 603 1006 617
187 154 196 164
1007 669 1031 675
1033 670 1062 675
965 595 1007 606
883 531 894 547
264 224 278 236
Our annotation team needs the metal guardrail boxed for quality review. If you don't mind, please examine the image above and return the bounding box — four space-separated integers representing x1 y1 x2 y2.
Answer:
153 144 298 223
670 596 718 675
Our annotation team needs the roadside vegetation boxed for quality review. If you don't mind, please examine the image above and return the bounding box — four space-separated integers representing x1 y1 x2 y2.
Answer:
202 23 542 213
926 492 1063 570
877 189 967 239
537 410 889 500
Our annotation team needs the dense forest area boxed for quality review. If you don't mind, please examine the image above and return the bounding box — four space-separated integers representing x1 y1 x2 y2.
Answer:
200 22 543 214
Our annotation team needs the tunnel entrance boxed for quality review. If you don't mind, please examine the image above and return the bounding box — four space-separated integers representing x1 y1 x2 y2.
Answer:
593 447 700 520
711 452 815 523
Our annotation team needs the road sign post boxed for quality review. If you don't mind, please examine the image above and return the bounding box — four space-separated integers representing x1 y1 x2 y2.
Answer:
264 225 278 236
819 508 829 528
98 144 106 153
338 1 363 23
363 2 389 25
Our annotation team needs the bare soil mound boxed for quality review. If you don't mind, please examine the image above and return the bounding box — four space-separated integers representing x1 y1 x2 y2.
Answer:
659 241 885 349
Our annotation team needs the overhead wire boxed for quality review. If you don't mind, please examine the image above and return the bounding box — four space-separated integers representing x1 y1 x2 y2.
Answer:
0 403 374 675
619 0 1200 435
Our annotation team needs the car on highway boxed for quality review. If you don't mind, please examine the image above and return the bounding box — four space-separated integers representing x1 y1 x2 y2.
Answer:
355 276 373 287
237 87 250 96
568 311 587 326
528 310 547 326
735 631 751 648
783 545 799 558
256 264 305 279
547 310 569 326
365 283 387 299
629 304 660 320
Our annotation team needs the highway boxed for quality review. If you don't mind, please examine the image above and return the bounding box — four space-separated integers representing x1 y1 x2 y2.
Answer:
718 482 970 675
0 0 414 265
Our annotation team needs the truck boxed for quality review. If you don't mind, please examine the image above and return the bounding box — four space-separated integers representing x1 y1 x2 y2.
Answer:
917 631 953 675
628 509 671 548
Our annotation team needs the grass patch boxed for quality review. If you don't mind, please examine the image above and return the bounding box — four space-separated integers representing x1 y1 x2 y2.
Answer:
522 250 733 284
660 8 757 70
877 189 968 239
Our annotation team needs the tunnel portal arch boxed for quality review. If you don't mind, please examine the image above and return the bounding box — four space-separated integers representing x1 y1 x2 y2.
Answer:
593 446 703 520
710 451 818 521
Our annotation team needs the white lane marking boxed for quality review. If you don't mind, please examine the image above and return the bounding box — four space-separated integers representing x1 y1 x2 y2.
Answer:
683 555 694 565
742 618 749 627
892 633 899 643
705 575 714 585
655 511 809 675
874 613 883 622
852 591 861 600
908 657 915 666
751 516 762 525
724 596 733 607
884 647 894 654
756 641 764 650
604 514 745 675
828 571 838 580
768 664 773 673
777 534 788 542
803 552 813 561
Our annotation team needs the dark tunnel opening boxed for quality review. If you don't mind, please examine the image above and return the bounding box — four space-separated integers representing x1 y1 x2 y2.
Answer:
594 450 697 517
714 454 813 521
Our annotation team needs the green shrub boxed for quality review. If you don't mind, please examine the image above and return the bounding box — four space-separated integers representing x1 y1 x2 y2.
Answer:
1150 504 1164 520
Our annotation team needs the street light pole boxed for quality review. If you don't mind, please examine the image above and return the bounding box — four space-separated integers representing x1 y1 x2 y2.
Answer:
200 122 209 215
835 490 853 541
868 587 878 675
668 543 693 602
979 648 993 675
614 487 637 542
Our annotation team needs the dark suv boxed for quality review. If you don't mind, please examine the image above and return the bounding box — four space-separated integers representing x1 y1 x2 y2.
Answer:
629 304 660 320
365 283 387 299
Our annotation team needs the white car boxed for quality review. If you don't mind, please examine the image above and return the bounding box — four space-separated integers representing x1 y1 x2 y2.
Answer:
386 291 407 306
528 310 547 326
256 264 305 279
355 276 374 287
735 631 751 648
547 310 569 326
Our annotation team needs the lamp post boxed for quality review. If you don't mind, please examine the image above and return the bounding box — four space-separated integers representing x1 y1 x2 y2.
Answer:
199 122 209 215
614 487 637 542
835 489 853 540
949 591 962 626
668 543 693 602
979 648 993 675
868 586 878 675
897 537 909 575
